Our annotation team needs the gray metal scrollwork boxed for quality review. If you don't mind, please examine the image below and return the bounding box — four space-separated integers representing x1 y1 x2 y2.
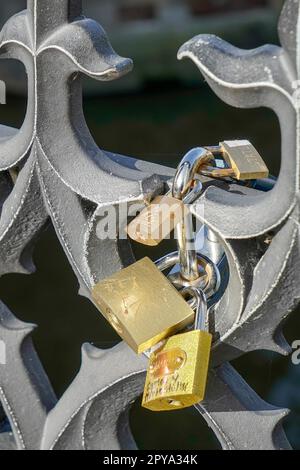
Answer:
0 0 297 450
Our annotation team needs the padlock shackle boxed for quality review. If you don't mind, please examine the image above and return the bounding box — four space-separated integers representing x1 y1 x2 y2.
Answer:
181 287 208 332
172 147 213 283
205 145 222 155
155 251 221 300
172 147 213 201
200 145 236 179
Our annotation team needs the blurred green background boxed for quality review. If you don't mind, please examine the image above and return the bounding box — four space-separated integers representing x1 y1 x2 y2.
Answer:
1 0 300 451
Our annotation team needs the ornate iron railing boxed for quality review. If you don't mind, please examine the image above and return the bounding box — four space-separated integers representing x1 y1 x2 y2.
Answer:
0 0 298 450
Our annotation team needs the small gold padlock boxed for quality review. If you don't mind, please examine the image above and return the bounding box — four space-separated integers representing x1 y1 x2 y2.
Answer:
92 257 195 354
142 287 212 411
220 140 269 180
200 140 269 180
126 194 185 246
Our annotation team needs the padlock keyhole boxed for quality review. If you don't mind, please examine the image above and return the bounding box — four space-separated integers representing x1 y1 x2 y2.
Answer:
167 399 184 408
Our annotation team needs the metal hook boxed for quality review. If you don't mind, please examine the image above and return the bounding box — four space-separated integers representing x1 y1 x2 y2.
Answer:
172 147 213 200
181 287 208 332
171 147 213 282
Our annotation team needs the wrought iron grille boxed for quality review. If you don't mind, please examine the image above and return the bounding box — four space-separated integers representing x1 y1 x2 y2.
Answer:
0 0 298 450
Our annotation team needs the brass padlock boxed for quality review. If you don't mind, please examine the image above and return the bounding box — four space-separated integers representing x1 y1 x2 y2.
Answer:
200 140 269 180
142 287 212 411
126 194 185 246
92 257 195 354
220 140 269 180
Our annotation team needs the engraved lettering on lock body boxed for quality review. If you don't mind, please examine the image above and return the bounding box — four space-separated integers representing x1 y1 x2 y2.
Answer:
142 330 212 411
220 140 269 180
142 287 212 412
92 257 195 354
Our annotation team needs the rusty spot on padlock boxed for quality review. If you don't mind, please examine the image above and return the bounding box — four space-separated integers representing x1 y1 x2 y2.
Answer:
149 348 187 379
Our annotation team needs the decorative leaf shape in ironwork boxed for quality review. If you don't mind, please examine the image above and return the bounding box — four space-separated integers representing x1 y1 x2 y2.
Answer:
178 0 300 370
0 306 291 450
0 0 170 294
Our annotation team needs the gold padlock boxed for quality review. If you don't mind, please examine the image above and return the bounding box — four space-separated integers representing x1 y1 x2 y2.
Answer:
142 287 212 411
126 194 185 246
201 140 269 180
92 257 195 354
220 140 269 180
